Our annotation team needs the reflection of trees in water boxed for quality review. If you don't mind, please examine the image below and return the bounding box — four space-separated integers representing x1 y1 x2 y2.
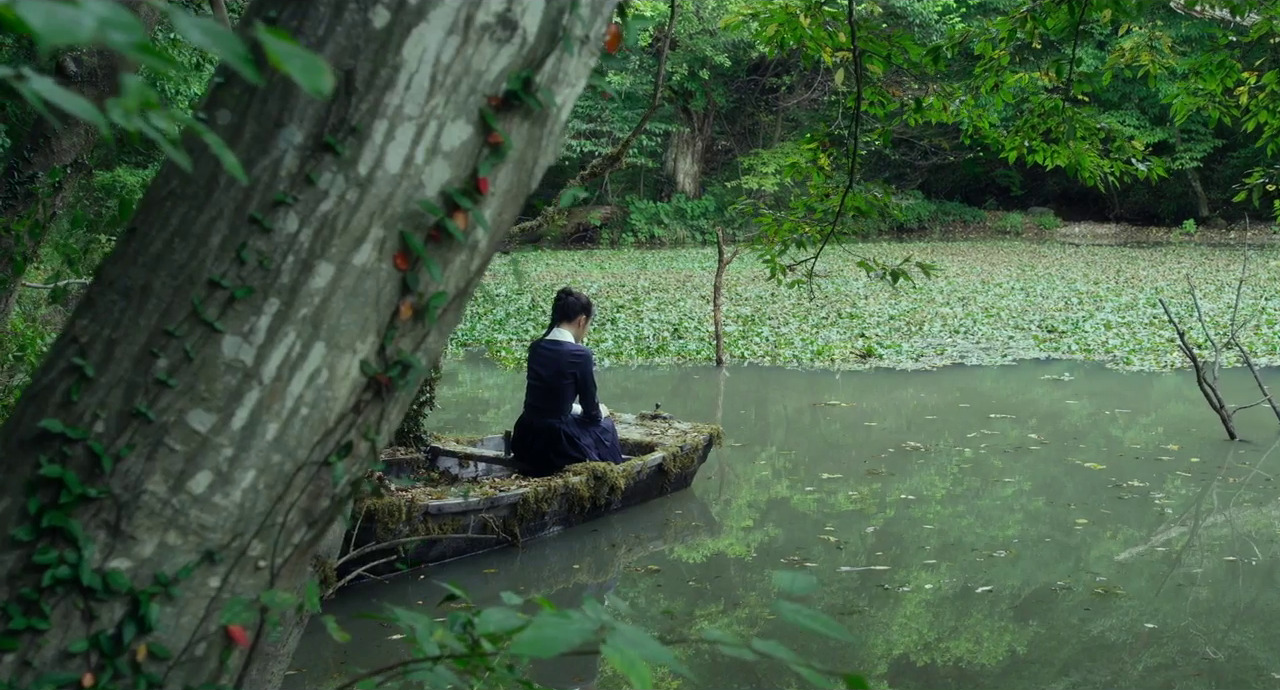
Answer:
428 359 1280 687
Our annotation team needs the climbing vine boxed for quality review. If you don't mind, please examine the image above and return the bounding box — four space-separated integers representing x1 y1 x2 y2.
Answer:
0 6 631 690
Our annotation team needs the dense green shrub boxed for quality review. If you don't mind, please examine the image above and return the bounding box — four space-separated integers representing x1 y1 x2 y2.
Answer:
621 193 725 246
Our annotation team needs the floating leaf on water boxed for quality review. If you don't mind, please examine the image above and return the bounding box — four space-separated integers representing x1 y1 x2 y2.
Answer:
836 566 891 572
1162 444 1180 450
387 633 406 640
818 535 841 543
819 473 844 479
1223 556 1239 562
1075 518 1089 524
1189 457 1201 462
804 487 816 491
975 586 994 593
1175 471 1192 477
1082 462 1106 470
483 569 498 573
1156 456 1174 461
863 422 878 426
814 400 854 407
922 560 938 564
922 525 935 529
1065 400 1079 403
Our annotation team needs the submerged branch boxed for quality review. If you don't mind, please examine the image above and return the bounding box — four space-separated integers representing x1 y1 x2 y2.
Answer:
1159 297 1238 440
21 278 90 290
335 532 498 570
326 555 398 597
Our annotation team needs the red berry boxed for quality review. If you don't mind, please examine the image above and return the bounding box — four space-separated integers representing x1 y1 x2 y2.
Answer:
604 22 622 54
393 250 411 271
476 177 490 196
225 624 250 649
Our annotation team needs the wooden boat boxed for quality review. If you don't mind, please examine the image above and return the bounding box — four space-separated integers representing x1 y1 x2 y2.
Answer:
327 413 723 585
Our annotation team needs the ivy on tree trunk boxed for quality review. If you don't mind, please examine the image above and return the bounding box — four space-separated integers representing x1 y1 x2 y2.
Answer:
0 0 617 687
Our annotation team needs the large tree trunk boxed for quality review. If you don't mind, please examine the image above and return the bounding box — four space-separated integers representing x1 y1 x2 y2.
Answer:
1187 168 1211 219
0 1 615 688
662 102 715 199
0 0 163 326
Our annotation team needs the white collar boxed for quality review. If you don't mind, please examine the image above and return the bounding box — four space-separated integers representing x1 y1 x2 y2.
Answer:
545 327 577 344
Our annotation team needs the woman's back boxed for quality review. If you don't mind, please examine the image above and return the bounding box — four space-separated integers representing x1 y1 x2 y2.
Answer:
521 339 592 419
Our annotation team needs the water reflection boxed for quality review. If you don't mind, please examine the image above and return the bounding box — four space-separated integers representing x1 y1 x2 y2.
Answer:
289 358 1280 689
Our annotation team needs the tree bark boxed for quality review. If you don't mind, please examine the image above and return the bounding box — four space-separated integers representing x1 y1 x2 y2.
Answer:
662 100 715 199
0 1 615 688
1186 168 1211 219
0 0 163 326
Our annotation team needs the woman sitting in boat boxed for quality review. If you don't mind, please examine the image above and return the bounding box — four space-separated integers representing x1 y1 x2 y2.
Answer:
511 286 624 477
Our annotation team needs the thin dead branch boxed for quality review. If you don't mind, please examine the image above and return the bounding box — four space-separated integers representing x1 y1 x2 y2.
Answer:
1159 296 1237 439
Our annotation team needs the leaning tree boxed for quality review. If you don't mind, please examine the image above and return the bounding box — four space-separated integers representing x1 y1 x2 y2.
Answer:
0 0 618 687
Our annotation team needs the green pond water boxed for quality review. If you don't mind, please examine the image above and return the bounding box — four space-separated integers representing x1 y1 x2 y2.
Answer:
285 357 1280 690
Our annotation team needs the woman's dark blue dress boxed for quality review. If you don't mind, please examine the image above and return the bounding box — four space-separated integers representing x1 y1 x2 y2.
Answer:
511 333 624 477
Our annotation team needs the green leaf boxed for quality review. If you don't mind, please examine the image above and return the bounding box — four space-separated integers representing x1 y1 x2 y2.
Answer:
558 186 590 208
499 591 523 606
400 230 429 260
148 642 173 660
359 360 379 378
424 291 449 322
14 0 143 51
321 614 351 643
474 606 526 636
253 22 335 99
166 7 261 85
605 621 692 678
417 199 445 218
185 118 248 184
66 638 90 654
788 662 835 688
0 636 18 652
750 637 802 664
601 641 653 690
445 188 475 210
507 610 598 659
303 578 322 613
17 70 107 133
771 569 818 597
36 419 66 434
439 216 465 242
843 674 871 689
772 599 854 642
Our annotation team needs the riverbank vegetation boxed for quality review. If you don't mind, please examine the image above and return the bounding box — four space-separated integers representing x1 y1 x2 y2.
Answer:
452 240 1280 372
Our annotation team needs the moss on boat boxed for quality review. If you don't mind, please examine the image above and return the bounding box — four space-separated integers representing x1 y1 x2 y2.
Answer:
333 414 722 584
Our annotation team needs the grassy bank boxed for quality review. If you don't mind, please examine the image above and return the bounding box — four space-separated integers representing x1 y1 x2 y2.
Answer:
448 240 1280 371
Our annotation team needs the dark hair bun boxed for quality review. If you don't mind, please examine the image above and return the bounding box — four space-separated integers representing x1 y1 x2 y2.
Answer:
555 286 575 302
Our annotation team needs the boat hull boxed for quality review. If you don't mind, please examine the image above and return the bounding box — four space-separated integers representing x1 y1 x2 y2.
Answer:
331 415 720 583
